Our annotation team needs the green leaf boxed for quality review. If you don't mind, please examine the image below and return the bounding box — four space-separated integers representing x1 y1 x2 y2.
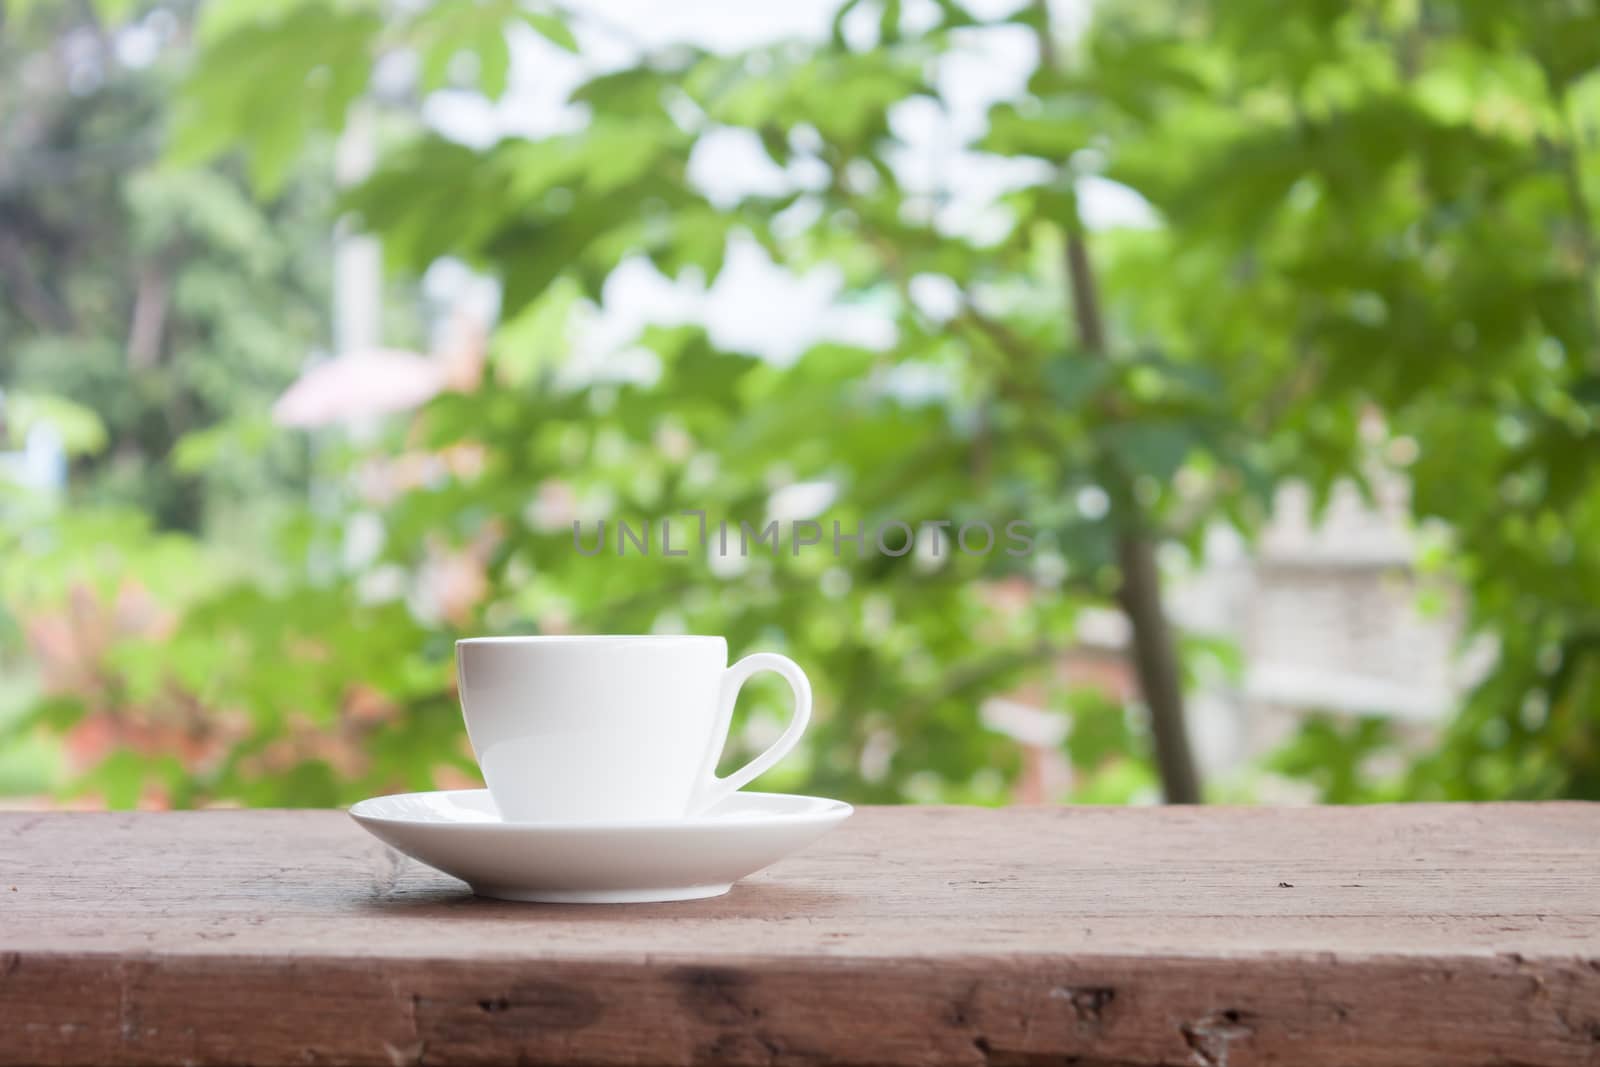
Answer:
478 32 511 97
1044 356 1108 410
410 0 520 97
169 6 380 192
830 0 866 48
1267 715 1398 803
1097 420 1194 482
1004 1 1046 33
80 750 149 810
171 415 279 475
1061 689 1134 771
980 101 1094 161
3 393 108 455
878 0 902 45
524 10 578 53
90 0 138 23
2 695 86 742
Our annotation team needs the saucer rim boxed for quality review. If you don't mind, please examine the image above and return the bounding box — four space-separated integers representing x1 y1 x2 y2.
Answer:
348 788 853 833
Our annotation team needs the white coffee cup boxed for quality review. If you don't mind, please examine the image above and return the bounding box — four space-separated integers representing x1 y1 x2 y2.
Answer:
455 635 812 823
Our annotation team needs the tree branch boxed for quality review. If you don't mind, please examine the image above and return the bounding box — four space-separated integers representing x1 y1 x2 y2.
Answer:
127 263 171 370
1555 107 1600 374
1032 0 1202 803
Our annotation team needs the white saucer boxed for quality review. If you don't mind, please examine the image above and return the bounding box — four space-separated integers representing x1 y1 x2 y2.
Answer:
348 789 853 903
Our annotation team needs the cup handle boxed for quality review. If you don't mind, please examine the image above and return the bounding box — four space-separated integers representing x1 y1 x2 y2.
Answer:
688 652 812 814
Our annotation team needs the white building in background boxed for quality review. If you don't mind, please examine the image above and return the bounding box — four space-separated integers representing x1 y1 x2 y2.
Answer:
1228 478 1486 748
985 468 1487 800
1205 474 1491 773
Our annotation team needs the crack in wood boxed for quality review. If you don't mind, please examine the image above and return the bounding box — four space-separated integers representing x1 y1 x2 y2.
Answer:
676 966 762 1025
1180 1010 1253 1067
381 1038 426 1067
1051 985 1115 1025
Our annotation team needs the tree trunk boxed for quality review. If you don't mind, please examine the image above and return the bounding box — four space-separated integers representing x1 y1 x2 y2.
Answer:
1068 231 1196 799
1027 0 1202 803
1064 225 1203 806
1114 532 1203 803
127 264 170 369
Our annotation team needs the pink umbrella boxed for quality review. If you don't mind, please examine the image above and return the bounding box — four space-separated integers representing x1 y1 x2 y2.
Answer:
272 349 447 428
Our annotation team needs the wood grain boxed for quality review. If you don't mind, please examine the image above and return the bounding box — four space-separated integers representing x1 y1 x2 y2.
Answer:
1 804 1598 1066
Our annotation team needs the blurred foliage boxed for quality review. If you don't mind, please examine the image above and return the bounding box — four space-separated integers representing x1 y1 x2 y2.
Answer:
0 0 329 531
1093 0 1600 799
3 0 1600 807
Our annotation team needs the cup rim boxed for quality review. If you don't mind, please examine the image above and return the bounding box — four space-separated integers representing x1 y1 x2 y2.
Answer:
456 634 727 647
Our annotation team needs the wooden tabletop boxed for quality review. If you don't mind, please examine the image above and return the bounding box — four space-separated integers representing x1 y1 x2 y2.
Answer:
2 803 1598 1067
